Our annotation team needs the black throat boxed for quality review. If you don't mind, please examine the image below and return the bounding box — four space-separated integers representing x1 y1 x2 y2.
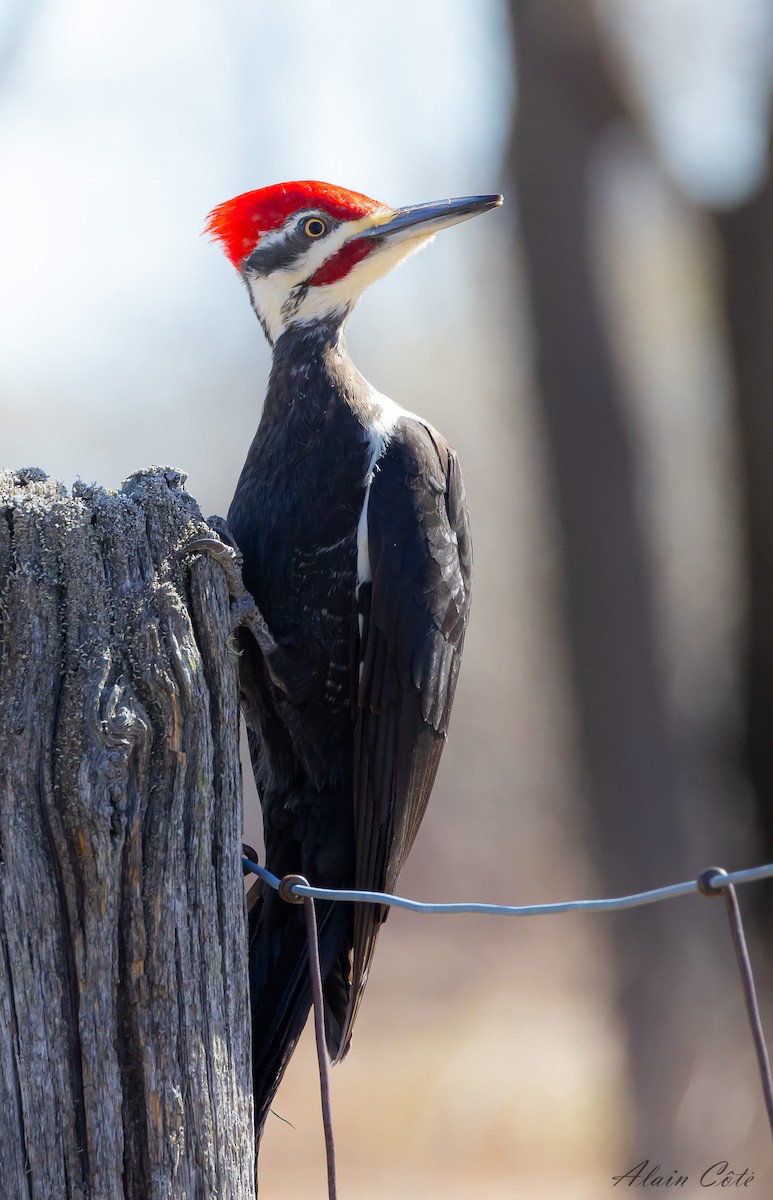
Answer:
228 317 376 610
262 316 372 430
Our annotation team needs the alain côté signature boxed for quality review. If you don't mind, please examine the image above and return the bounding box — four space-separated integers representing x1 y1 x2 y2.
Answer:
612 1160 755 1188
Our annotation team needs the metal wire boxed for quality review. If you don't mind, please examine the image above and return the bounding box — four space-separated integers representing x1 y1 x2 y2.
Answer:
698 868 773 1136
724 885 773 1135
243 856 773 1177
241 857 773 915
301 889 338 1200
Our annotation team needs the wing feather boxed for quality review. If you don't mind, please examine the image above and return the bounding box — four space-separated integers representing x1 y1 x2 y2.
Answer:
331 417 472 1060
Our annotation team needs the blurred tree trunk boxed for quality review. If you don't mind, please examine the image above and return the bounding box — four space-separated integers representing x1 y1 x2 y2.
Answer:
506 0 696 1158
714 160 773 908
0 0 47 92
0 467 254 1199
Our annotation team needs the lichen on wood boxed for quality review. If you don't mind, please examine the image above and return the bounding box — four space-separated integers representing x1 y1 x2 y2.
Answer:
0 465 254 1199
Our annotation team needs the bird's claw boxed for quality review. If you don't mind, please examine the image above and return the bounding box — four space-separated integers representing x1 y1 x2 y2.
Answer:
186 535 246 603
185 530 278 655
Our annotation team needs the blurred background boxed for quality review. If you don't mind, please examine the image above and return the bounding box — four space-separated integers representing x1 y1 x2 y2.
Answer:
2 0 773 1194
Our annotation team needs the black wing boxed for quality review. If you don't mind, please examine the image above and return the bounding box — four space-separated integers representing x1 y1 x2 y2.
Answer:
334 416 472 1058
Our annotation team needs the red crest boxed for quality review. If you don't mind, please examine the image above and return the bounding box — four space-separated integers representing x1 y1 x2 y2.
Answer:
205 180 385 268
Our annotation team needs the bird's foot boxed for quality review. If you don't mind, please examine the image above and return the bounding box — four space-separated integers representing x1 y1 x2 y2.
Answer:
185 525 278 657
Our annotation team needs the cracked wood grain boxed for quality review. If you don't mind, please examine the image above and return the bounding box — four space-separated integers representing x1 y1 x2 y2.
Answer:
0 465 254 1200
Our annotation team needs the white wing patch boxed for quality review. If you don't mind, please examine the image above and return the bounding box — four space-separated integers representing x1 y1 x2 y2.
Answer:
355 389 427 645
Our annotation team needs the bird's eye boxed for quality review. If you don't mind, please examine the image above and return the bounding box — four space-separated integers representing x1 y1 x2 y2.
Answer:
303 217 327 238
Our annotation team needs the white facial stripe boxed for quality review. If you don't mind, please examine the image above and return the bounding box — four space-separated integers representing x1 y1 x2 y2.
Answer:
251 211 376 283
244 210 434 343
245 213 363 342
289 233 434 333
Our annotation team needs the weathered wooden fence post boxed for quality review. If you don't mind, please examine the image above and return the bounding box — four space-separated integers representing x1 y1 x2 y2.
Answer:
0 466 254 1199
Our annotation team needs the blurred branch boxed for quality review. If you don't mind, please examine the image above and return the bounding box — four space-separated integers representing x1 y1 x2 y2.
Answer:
507 0 683 882
714 143 773 903
506 0 710 1158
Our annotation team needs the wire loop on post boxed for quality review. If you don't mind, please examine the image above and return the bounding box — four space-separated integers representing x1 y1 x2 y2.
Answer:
696 866 729 897
278 873 307 905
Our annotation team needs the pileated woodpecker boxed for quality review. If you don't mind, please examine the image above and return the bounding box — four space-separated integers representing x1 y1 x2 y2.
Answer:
205 180 502 1139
